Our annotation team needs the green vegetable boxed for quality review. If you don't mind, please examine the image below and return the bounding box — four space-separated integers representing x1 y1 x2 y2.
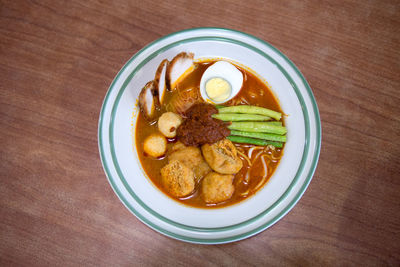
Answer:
227 136 283 148
212 113 271 121
228 122 287 135
214 105 226 109
230 130 286 142
218 105 282 121
261 121 282 126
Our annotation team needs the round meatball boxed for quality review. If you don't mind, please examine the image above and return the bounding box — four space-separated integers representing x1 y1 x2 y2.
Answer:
143 133 167 157
158 112 182 138
201 172 234 204
201 139 243 174
160 160 195 197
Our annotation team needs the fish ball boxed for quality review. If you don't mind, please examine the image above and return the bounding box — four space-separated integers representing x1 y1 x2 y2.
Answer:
143 133 167 157
158 112 182 138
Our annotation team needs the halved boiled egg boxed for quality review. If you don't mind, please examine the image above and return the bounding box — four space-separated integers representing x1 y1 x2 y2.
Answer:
200 61 243 104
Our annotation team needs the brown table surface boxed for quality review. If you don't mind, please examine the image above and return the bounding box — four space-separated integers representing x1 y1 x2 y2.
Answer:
1 0 399 265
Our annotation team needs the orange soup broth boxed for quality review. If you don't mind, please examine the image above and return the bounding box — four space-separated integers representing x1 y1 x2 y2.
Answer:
136 60 284 208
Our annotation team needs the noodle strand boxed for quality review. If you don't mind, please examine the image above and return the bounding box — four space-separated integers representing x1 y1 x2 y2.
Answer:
254 155 269 192
237 150 252 166
248 146 264 158
244 170 250 183
252 150 264 164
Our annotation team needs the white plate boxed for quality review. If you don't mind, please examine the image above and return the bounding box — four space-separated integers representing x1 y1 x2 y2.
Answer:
98 28 321 244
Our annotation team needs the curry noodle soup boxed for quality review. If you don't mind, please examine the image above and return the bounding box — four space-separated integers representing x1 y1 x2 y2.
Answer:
136 55 285 208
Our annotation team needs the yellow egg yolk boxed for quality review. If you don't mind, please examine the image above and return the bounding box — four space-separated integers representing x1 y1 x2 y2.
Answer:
205 77 231 102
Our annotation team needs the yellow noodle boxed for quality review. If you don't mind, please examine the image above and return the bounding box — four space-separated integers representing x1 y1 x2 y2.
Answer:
253 155 269 192
240 97 250 104
271 154 282 160
235 145 245 153
261 154 273 162
244 169 250 183
237 150 252 167
240 188 250 197
252 150 264 164
248 146 264 158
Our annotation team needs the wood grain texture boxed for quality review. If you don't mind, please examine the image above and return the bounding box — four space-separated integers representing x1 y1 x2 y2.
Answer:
1 0 399 265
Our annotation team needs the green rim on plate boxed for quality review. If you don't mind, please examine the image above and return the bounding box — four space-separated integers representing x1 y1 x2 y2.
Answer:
98 27 321 244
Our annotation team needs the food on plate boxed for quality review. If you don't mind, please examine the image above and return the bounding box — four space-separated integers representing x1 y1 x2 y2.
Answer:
227 135 284 148
157 112 182 138
166 86 202 115
166 52 194 90
136 52 286 207
201 139 243 174
205 77 231 102
211 113 271 122
169 142 211 181
228 121 286 135
143 133 167 158
176 103 230 146
154 59 169 105
199 61 243 103
217 105 281 120
201 172 234 204
161 160 195 197
138 81 159 120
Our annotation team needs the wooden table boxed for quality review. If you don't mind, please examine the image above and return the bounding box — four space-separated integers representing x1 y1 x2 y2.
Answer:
1 0 399 265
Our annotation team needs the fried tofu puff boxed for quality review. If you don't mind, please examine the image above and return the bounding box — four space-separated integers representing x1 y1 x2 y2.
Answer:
201 172 234 204
201 139 243 174
169 142 211 181
160 160 195 197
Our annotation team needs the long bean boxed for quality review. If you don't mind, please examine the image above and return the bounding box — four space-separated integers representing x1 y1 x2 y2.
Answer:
212 113 271 121
230 130 286 142
263 121 282 126
228 122 287 135
218 105 282 121
227 136 283 148
215 105 226 109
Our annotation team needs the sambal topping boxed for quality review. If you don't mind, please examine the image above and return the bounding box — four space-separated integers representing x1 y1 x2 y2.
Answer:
176 103 230 146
